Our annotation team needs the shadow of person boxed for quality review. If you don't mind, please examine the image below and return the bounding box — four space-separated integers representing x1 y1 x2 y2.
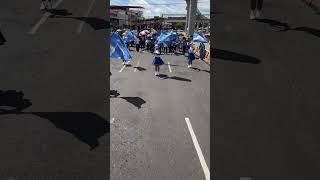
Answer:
120 97 146 109
0 90 32 114
191 67 210 74
32 112 109 151
47 9 72 16
213 48 261 64
0 30 6 46
135 67 147 71
291 26 320 38
170 76 192 82
254 18 290 31
157 74 169 79
49 16 109 30
72 17 109 30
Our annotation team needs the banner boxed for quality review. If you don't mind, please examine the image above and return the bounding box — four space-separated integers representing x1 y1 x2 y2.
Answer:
156 32 177 46
123 31 136 43
110 32 132 61
192 32 208 43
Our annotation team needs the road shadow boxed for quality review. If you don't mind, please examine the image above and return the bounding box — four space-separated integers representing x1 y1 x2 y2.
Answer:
157 74 192 82
213 48 261 64
255 18 290 31
0 90 108 150
0 90 32 114
47 9 72 16
120 97 146 109
255 18 320 38
291 26 320 38
0 30 6 46
135 67 146 71
32 112 109 151
110 90 120 98
191 67 211 74
50 16 109 30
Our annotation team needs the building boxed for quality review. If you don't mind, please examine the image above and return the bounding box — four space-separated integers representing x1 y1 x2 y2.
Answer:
132 15 210 32
110 5 144 30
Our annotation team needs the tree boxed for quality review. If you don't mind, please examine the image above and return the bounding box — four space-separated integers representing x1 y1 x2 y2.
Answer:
174 22 185 30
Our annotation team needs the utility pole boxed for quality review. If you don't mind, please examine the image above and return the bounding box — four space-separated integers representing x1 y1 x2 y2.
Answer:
186 0 197 37
185 0 189 32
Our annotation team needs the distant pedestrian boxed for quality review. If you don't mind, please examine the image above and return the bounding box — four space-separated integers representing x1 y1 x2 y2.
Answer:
182 38 187 56
0 28 6 45
135 37 140 52
199 42 206 60
139 37 144 51
163 43 168 54
250 0 263 19
152 50 164 76
187 44 196 68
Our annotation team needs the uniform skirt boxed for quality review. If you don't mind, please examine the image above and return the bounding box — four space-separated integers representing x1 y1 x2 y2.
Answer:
152 56 164 65
188 52 195 61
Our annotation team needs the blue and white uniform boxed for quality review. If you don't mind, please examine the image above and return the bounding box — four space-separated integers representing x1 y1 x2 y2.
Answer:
152 50 164 65
188 46 196 61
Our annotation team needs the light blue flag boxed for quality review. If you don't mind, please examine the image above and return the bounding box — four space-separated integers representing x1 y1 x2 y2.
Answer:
110 32 132 61
123 31 136 43
156 32 177 46
192 32 208 43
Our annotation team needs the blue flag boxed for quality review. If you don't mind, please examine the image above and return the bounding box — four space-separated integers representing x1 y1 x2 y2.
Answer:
110 32 132 61
156 32 177 46
123 31 136 43
192 32 208 43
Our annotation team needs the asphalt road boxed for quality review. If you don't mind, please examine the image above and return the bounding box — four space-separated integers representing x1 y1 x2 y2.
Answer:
213 0 320 179
110 49 210 180
0 0 108 179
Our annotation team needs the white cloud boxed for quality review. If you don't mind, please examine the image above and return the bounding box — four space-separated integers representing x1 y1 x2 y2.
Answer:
124 0 209 18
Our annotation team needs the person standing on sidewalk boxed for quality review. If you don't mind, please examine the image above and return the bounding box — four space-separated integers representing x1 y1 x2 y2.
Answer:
0 28 6 45
135 37 140 53
250 0 263 20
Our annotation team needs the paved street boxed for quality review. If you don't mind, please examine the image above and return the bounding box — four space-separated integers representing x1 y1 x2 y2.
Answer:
110 49 210 179
213 0 320 179
0 0 108 179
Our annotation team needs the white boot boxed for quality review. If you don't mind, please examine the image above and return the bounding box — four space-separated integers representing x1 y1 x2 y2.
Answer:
255 10 261 19
40 2 46 10
250 10 255 20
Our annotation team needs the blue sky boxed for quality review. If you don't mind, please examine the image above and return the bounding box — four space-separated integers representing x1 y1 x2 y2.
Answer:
110 0 210 18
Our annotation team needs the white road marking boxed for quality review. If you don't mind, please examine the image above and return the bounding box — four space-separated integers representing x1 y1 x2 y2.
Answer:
119 65 126 72
76 0 96 34
134 60 140 72
168 62 172 73
185 117 210 180
28 0 64 34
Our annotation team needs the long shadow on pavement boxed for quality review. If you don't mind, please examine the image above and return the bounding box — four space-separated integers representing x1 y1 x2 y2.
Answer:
120 97 146 109
49 14 109 30
213 48 261 64
0 90 109 150
135 67 147 71
110 91 146 109
46 9 72 16
157 74 192 82
255 18 320 38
